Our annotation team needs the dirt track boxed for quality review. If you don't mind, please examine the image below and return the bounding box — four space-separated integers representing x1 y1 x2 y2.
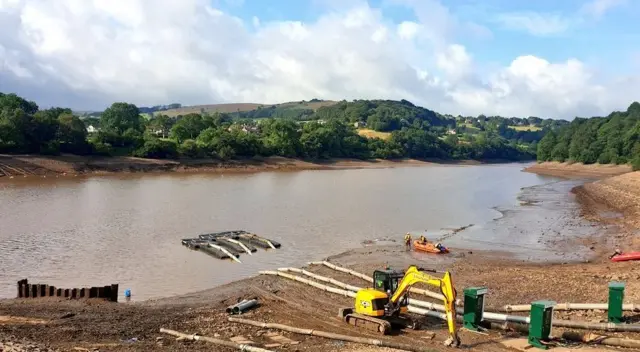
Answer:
2 162 640 351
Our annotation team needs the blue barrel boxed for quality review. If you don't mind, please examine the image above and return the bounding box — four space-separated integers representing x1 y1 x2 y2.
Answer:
124 289 131 298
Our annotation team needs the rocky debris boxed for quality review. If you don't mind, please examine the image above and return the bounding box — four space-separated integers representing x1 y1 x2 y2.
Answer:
0 339 59 352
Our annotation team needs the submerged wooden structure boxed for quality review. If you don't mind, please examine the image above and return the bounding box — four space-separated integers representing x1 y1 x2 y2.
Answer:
181 230 281 262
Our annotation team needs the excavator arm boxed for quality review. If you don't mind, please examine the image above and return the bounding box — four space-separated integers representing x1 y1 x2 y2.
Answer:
389 265 460 347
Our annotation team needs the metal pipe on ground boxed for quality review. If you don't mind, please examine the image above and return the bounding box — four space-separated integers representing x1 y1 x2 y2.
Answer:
159 328 274 352
232 299 259 314
228 317 438 352
278 267 363 292
502 303 640 312
562 331 640 349
306 261 461 305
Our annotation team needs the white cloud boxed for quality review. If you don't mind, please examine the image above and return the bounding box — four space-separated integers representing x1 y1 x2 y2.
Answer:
494 12 572 36
580 0 627 19
0 0 638 119
397 21 421 40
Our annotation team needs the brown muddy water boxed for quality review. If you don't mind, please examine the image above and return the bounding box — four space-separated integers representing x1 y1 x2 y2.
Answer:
0 163 595 301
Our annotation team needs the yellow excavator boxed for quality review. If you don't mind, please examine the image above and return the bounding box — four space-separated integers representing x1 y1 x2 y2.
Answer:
338 265 460 347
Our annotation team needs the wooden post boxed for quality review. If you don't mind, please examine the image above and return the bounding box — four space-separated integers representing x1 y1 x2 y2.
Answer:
97 286 105 299
64 289 70 298
49 286 55 296
71 288 77 299
110 284 119 302
89 287 97 298
56 288 63 297
17 279 27 298
31 285 37 298
40 285 47 297
79 288 86 298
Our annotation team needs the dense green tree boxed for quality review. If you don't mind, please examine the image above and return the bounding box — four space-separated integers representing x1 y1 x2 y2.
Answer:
170 113 205 142
537 131 556 161
57 113 89 154
537 102 640 165
100 103 143 135
260 119 301 157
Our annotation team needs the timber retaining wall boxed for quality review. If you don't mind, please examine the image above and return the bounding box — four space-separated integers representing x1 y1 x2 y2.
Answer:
16 279 118 302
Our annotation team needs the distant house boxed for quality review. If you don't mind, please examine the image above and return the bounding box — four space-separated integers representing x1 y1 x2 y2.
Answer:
227 124 259 134
86 125 98 133
446 129 457 135
354 121 367 128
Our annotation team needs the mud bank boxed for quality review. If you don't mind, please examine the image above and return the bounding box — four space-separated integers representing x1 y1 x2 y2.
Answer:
524 161 632 179
526 161 640 256
0 154 491 178
3 245 640 352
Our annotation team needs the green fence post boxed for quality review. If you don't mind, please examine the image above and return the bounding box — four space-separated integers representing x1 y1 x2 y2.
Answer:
608 281 625 323
528 300 555 350
463 287 487 331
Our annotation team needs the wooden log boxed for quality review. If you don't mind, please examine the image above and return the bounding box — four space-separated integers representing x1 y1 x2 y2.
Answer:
228 317 436 352
159 328 274 352
562 331 640 349
110 284 119 302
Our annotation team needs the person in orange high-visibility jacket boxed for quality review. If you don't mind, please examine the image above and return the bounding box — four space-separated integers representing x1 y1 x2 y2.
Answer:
404 233 412 251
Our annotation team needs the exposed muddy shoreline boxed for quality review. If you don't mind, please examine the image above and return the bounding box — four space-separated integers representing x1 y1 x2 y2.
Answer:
0 154 516 179
523 161 632 179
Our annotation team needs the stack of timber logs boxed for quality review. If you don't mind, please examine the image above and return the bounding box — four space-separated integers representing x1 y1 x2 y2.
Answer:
16 279 118 302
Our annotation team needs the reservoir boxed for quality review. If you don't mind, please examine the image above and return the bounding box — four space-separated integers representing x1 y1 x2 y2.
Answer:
0 163 591 300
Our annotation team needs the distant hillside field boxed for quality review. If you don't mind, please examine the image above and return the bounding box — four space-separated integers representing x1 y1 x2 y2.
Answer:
160 100 337 117
509 125 542 131
358 128 391 140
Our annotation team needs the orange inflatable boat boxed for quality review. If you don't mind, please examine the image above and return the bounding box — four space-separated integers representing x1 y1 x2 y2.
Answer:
413 240 449 254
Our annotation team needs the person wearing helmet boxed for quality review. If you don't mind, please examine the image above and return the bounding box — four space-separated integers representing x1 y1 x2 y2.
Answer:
404 233 412 251
419 235 427 244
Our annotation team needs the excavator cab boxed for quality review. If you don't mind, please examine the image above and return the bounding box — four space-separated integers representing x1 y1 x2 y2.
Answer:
373 269 403 293
372 269 409 314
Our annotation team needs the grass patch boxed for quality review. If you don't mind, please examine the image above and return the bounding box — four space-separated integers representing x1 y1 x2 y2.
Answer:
509 125 542 131
358 128 391 140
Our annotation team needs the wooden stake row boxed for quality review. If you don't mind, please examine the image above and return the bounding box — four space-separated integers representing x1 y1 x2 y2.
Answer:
16 279 118 302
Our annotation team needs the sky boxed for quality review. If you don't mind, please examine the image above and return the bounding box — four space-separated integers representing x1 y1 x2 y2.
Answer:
1 0 639 119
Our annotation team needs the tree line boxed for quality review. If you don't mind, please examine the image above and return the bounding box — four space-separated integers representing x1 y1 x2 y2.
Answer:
1 92 540 161
537 102 640 170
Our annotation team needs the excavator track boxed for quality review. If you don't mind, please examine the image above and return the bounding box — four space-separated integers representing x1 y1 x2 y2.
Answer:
341 310 392 334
